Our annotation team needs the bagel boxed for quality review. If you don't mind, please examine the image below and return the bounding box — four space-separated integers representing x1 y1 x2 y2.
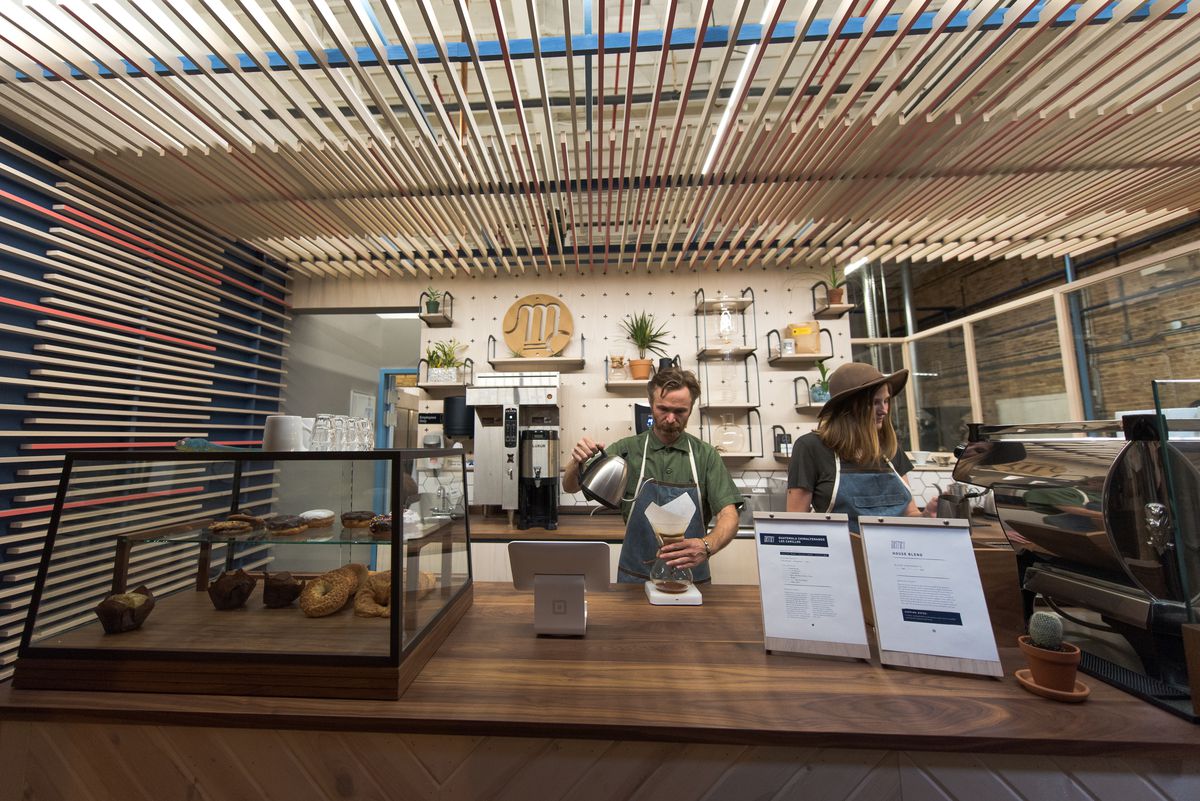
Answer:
298 563 367 618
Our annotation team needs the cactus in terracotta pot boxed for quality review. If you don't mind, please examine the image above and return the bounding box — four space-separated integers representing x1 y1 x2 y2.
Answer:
1028 610 1065 650
1018 611 1083 696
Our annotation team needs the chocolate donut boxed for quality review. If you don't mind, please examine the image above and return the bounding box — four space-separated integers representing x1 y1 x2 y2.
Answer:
265 514 307 536
341 510 374 529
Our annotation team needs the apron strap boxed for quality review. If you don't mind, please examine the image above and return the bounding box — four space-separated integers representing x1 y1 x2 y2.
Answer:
634 434 704 523
826 455 842 514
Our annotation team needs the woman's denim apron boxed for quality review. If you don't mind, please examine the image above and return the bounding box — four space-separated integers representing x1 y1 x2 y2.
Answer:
827 456 911 533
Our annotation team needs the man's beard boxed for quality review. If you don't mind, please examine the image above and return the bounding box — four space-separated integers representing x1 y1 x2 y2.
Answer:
656 420 683 437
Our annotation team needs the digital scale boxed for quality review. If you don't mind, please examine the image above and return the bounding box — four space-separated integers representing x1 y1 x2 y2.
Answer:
644 581 703 606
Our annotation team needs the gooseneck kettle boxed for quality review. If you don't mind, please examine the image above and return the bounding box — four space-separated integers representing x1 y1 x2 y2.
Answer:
577 447 628 509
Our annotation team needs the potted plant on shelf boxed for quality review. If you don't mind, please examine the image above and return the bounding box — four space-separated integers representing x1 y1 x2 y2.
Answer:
825 264 848 306
810 359 832 404
620 312 669 380
425 339 466 383
424 286 442 315
1016 610 1088 701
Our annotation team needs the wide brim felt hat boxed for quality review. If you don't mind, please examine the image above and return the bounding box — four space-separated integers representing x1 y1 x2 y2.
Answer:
818 363 909 418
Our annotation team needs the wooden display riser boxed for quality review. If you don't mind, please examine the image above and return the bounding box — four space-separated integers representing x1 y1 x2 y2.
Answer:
12 583 473 701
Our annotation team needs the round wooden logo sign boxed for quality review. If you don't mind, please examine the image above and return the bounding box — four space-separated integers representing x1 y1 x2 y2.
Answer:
502 294 574 357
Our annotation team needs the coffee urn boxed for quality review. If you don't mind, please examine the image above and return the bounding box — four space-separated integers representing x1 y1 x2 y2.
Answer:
518 429 559 529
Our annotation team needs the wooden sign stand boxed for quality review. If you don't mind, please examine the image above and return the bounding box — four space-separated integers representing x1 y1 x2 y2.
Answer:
753 512 871 662
858 517 1003 678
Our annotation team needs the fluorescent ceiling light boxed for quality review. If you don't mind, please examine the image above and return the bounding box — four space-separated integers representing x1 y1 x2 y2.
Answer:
377 312 419 319
845 258 868 275
701 2 780 175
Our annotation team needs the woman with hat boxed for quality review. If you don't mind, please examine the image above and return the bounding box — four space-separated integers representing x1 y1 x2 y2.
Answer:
786 362 920 530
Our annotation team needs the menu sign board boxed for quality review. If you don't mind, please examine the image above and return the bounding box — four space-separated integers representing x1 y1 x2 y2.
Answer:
859 517 1002 678
753 512 870 661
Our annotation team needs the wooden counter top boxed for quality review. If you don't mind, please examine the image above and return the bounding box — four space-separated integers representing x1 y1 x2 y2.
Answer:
2 583 1196 757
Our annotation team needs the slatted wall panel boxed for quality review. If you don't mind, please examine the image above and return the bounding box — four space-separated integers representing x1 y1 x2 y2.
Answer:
0 124 289 681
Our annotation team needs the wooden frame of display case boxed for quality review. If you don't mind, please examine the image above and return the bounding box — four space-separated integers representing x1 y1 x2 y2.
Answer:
12 449 474 701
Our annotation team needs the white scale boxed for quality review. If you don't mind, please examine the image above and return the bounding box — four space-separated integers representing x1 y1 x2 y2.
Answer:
644 580 703 606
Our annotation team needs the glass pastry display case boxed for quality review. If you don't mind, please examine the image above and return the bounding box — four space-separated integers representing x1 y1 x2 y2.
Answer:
14 448 472 700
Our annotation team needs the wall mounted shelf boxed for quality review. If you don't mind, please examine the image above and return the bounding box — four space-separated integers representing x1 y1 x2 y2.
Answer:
486 334 585 372
814 303 855 320
419 290 455 327
810 281 854 320
765 328 835 368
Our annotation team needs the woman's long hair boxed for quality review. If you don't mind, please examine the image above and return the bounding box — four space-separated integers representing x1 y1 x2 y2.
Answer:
816 387 898 465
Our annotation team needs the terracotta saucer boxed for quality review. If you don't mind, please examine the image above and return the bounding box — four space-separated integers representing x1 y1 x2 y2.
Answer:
1015 668 1091 702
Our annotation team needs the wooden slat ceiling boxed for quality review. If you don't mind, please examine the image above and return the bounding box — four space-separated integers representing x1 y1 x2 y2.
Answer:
2 0 1199 279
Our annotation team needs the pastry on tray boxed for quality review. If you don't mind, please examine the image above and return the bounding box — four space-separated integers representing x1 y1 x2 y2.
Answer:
94 585 156 634
340 510 374 529
227 510 266 527
353 570 391 618
208 519 251 534
264 514 307 536
262 571 305 608
208 569 257 610
300 509 335 528
298 563 368 618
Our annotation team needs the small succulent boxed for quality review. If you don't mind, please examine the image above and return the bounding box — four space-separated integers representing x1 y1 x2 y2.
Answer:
1027 610 1065 651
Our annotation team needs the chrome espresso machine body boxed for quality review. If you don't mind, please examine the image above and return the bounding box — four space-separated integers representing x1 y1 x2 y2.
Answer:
955 415 1199 718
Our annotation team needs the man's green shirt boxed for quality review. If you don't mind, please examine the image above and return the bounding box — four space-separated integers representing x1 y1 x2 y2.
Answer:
604 430 743 524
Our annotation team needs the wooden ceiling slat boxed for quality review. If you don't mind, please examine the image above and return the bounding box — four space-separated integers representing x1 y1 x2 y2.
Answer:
4 1 1200 274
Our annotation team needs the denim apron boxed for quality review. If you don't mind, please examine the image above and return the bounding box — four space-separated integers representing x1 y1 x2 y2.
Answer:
827 456 912 533
617 436 710 584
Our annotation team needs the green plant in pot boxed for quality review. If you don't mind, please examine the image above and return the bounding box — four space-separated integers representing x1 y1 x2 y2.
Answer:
620 312 669 380
425 338 465 383
810 359 832 404
1017 610 1088 701
424 286 442 314
825 264 849 306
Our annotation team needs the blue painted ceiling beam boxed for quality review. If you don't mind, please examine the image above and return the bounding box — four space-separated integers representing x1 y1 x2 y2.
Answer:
16 1 1189 81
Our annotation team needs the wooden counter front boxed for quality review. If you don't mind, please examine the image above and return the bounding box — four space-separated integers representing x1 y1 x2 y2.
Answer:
2 583 1196 757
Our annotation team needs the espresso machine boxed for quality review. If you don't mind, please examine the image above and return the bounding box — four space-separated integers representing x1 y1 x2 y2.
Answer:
954 414 1199 720
518 428 559 529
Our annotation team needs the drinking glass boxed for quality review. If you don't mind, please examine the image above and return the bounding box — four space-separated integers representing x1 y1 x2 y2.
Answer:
355 417 373 450
332 416 349 451
310 414 333 452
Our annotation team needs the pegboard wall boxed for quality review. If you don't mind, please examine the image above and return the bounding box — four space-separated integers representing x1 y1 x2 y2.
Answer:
293 268 855 489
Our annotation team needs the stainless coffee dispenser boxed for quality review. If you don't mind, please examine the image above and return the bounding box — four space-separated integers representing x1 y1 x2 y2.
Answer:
955 414 1199 719
518 428 559 530
466 372 561 526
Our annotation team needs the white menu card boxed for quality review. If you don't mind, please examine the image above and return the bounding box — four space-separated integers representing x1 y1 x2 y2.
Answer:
859 517 1002 677
753 512 870 660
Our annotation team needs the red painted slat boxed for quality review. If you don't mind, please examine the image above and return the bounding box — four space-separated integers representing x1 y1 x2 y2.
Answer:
59 205 290 308
0 486 205 519
0 294 216 351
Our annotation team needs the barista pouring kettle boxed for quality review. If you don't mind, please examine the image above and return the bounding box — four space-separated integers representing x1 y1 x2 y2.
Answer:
563 368 743 583
786 362 922 530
